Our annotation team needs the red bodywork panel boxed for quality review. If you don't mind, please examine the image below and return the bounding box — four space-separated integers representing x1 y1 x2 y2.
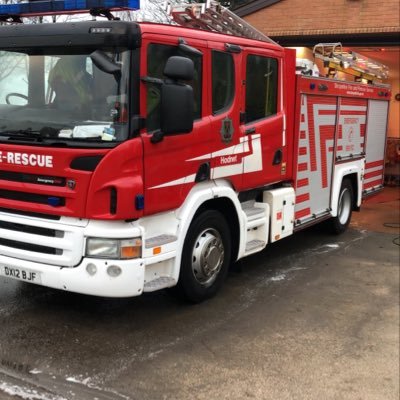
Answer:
3 22 389 222
0 139 143 220
139 24 294 216
0 23 296 220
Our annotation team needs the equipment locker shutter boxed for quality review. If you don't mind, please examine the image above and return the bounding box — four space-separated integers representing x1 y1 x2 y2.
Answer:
363 100 388 195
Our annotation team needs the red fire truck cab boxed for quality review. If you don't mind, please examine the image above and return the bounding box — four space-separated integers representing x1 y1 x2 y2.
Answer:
0 13 390 301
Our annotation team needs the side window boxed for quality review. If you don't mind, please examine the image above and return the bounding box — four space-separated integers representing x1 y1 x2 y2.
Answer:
212 51 234 114
245 54 278 124
147 43 202 132
0 51 29 105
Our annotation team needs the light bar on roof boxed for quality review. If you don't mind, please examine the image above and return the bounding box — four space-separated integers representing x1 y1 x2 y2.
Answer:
0 0 139 17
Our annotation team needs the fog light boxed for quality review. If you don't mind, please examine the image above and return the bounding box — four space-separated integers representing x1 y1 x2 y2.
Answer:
86 263 97 276
107 265 122 277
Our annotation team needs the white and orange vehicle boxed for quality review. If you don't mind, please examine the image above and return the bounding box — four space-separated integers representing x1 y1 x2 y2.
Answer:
0 0 390 302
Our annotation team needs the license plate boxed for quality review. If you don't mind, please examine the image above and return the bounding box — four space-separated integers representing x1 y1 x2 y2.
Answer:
0 265 41 284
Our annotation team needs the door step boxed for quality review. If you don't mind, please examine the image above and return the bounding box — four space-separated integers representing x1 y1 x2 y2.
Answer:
144 276 176 292
241 200 270 256
242 202 266 221
145 234 177 249
245 239 266 253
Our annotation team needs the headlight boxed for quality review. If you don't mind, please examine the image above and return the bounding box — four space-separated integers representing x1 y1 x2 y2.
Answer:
86 238 142 259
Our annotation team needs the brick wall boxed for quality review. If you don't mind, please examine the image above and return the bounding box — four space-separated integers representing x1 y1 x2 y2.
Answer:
243 0 400 36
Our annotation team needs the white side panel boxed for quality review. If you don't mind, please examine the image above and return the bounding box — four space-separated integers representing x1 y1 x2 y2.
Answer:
363 100 388 194
294 95 336 225
365 100 388 162
263 188 295 243
331 161 365 216
336 102 367 160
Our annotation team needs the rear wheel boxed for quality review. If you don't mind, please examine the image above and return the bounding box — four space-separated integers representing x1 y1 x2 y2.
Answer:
331 179 353 234
177 210 231 303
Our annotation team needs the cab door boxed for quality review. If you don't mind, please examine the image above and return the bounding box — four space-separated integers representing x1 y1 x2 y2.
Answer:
140 35 209 216
239 48 286 189
207 40 243 190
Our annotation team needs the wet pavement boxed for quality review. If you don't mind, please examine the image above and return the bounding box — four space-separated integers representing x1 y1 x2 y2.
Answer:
0 190 399 400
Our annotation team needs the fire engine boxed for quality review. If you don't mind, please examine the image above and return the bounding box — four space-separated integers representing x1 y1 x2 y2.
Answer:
0 0 390 302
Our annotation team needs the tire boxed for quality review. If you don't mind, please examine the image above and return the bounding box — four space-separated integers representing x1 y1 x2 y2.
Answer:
177 210 231 303
330 179 353 234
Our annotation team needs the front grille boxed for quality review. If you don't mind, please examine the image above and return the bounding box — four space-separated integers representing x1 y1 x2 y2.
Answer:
0 207 61 220
0 220 63 237
0 237 61 255
0 189 65 206
0 212 84 267
0 170 66 186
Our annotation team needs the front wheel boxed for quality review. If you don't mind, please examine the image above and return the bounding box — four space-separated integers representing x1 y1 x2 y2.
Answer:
177 210 231 303
330 179 353 234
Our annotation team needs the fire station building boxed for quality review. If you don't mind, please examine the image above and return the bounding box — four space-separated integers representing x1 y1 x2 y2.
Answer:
234 0 400 144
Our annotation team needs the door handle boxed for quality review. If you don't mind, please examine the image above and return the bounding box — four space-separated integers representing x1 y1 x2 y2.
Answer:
273 149 283 165
245 127 256 135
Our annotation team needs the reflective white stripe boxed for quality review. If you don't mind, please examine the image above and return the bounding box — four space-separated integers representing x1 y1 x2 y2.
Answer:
188 136 250 161
365 165 384 173
150 134 263 189
364 175 383 184
340 105 367 111
281 61 285 147
150 174 197 189
282 113 286 147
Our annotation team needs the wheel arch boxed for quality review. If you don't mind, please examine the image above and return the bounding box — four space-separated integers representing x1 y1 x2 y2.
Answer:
331 162 363 217
195 197 240 265
172 180 244 282
344 173 359 211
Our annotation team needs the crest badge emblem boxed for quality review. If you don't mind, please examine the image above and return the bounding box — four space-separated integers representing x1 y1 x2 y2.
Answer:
67 179 76 190
220 117 234 144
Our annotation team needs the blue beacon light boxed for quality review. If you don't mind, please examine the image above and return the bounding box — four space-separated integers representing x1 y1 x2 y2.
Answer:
0 0 140 17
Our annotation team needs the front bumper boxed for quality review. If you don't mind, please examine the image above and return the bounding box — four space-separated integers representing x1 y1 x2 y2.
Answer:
0 254 145 297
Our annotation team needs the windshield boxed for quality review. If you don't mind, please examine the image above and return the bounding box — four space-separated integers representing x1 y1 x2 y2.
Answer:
0 48 130 145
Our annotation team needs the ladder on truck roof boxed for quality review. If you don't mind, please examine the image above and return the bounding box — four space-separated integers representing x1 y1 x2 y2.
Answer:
166 0 277 45
313 42 389 83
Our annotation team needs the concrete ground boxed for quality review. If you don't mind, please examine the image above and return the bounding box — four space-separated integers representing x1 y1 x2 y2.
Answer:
0 188 399 400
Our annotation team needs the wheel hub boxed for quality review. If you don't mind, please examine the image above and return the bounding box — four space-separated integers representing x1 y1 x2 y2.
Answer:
192 229 224 287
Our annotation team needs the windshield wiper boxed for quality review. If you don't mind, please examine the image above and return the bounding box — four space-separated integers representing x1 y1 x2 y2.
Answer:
0 129 42 139
0 127 61 141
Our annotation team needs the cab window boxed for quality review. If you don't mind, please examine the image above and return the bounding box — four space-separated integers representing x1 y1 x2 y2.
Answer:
212 50 234 114
245 54 278 124
146 43 202 132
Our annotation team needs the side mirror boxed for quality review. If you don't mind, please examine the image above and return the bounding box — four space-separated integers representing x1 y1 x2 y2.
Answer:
158 56 194 137
90 50 121 77
161 83 194 135
163 56 194 81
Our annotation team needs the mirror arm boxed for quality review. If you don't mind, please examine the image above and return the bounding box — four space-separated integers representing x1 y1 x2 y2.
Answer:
131 115 145 136
178 38 203 56
150 130 164 144
90 50 121 76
